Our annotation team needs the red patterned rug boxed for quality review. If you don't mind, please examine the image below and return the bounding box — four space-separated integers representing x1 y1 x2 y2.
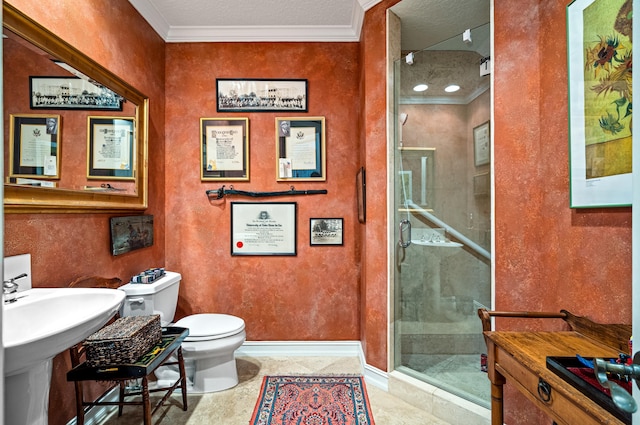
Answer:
249 375 376 425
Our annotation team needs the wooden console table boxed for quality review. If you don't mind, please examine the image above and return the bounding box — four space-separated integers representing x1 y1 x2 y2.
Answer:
478 309 632 425
67 326 189 425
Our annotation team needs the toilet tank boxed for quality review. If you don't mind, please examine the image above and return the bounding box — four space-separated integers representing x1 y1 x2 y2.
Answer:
118 271 181 326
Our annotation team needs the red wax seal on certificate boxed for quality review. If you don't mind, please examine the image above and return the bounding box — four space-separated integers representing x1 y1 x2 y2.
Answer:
236 241 243 248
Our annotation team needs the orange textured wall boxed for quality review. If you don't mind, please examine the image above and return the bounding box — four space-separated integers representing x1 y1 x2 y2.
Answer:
358 0 400 370
164 42 362 341
494 1 632 424
4 1 166 424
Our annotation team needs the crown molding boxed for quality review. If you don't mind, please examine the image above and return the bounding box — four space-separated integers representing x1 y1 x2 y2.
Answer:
128 0 171 40
129 0 382 42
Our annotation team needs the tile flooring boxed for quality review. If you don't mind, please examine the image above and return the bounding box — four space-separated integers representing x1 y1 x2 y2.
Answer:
401 354 490 406
93 355 452 425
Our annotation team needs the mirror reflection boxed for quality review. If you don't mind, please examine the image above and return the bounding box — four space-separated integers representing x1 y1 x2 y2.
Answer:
2 3 148 213
4 28 137 194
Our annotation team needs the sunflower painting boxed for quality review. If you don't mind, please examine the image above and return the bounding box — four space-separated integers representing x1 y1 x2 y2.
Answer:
568 0 632 207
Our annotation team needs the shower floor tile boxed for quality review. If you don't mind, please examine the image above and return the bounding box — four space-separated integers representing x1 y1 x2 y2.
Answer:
401 354 490 405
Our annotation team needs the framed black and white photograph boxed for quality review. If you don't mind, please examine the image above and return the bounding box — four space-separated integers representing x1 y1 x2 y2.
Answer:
276 117 325 181
201 117 249 181
310 218 343 246
87 116 135 180
9 114 61 179
30 76 124 111
217 79 307 112
231 202 297 256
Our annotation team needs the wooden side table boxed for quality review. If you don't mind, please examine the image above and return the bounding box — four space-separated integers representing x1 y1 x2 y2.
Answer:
479 310 631 425
67 326 189 425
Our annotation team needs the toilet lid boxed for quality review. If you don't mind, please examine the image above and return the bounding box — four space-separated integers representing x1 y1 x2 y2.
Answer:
174 313 245 340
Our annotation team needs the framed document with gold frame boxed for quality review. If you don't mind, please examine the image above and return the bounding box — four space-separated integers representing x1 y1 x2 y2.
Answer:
9 114 61 180
276 117 325 181
201 117 249 181
87 116 135 180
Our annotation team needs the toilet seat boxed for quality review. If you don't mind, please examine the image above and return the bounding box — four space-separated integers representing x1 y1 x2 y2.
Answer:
174 313 245 341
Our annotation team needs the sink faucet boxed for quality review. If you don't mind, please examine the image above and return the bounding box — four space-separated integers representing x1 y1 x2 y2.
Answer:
3 273 27 303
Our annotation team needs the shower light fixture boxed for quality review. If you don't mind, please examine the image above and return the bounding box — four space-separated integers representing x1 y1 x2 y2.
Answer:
444 84 460 93
413 84 428 92
406 52 414 65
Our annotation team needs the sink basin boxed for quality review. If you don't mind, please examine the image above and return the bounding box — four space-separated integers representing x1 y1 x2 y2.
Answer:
411 240 463 248
3 287 125 425
4 287 125 376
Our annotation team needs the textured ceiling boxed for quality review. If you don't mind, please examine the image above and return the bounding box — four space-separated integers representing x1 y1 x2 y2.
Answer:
390 0 490 52
128 0 381 42
129 0 490 48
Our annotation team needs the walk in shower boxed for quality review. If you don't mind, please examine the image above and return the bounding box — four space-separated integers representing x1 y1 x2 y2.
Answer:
390 14 492 407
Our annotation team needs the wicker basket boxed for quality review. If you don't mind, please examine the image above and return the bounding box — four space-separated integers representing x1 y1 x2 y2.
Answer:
85 315 162 367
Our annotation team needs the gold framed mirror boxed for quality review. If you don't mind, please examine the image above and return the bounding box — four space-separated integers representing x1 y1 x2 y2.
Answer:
3 2 148 213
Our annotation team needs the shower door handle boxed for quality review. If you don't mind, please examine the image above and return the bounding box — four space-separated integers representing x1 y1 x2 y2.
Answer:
398 219 411 248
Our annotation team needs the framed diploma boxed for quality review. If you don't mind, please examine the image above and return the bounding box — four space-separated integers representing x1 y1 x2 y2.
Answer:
9 114 61 179
276 117 325 181
231 202 297 256
473 121 490 167
201 117 249 181
87 116 135 180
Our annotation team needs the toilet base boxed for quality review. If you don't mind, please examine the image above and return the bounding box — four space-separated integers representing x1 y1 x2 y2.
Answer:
189 354 239 393
154 351 241 393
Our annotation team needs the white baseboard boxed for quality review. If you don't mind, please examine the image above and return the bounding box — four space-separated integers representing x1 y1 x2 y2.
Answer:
66 389 120 425
236 340 363 357
237 340 389 391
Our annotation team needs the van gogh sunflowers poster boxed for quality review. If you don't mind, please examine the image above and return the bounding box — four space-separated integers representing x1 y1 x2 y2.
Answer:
568 0 632 207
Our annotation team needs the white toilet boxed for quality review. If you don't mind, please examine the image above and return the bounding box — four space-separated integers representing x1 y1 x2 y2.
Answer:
118 271 246 393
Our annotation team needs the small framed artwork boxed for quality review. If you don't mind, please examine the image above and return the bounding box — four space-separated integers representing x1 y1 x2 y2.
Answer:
276 117 325 181
9 114 61 179
30 76 123 111
473 121 490 166
110 215 154 256
231 202 297 256
567 0 632 208
356 167 366 223
473 172 490 197
217 79 307 112
310 218 344 246
87 116 135 180
201 117 249 181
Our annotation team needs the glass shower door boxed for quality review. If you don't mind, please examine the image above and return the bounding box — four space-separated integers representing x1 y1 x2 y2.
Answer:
392 26 492 407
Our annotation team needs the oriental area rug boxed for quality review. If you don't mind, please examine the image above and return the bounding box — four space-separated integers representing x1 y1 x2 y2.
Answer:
250 375 376 425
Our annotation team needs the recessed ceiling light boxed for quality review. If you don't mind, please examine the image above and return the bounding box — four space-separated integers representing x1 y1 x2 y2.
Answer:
444 84 460 93
413 84 428 92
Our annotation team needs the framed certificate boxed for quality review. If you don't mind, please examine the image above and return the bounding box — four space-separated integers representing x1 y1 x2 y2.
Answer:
9 114 61 179
276 117 325 181
231 202 297 256
87 116 135 180
201 117 249 181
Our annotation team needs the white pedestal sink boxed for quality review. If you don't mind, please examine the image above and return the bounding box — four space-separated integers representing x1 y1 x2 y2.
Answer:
411 238 463 319
3 287 125 425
